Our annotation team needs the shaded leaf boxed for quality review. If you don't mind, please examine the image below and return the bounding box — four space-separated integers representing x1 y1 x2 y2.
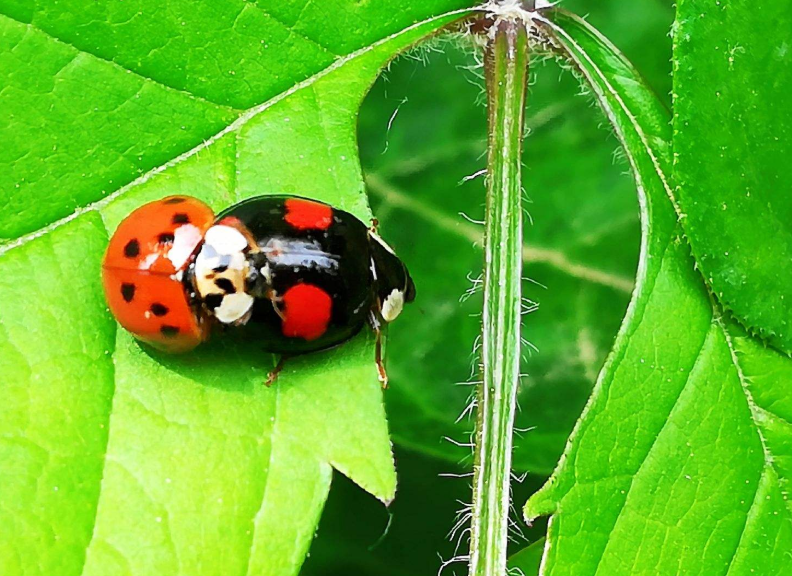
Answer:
673 0 792 353
302 448 546 576
508 538 545 576
0 11 467 576
524 10 792 574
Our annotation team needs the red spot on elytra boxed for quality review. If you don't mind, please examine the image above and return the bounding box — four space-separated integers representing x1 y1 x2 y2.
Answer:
284 198 333 230
281 283 332 341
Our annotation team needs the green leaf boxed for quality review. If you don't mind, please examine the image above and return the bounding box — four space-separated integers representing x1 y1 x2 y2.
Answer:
673 0 792 354
360 38 641 475
0 9 468 575
0 0 470 241
302 451 474 576
561 0 673 102
508 538 545 576
302 448 547 576
524 10 792 574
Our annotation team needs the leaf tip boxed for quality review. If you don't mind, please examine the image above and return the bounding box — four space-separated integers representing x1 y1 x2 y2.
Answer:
523 481 559 523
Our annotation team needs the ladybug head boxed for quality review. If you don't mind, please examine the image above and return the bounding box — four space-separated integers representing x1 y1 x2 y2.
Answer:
369 231 416 323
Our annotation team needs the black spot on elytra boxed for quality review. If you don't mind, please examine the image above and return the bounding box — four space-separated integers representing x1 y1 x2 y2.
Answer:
121 283 135 302
172 213 190 224
123 239 140 258
214 278 236 293
163 197 186 204
204 293 223 310
160 325 180 337
158 232 175 244
150 303 169 317
213 264 228 273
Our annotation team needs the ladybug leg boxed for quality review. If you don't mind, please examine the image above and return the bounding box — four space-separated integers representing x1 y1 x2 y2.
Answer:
265 355 288 387
368 311 388 389
375 335 388 389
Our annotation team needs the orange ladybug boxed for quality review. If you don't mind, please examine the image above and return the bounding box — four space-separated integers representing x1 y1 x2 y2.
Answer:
101 196 215 352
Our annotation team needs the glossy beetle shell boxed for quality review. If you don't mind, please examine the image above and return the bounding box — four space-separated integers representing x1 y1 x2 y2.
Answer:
218 196 376 354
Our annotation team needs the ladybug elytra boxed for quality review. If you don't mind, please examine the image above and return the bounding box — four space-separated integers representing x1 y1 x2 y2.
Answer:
101 194 415 385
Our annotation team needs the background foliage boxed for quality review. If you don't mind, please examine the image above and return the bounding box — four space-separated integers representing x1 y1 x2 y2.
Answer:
304 0 673 573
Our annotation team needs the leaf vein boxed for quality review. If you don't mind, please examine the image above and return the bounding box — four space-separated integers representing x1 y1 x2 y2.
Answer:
587 319 713 576
721 323 792 520
722 466 768 576
0 12 242 111
77 344 117 576
0 8 471 258
239 0 338 55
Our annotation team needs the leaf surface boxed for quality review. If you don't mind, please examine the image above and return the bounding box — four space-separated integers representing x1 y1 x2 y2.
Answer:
524 10 792 575
0 0 469 241
0 10 466 576
673 0 792 353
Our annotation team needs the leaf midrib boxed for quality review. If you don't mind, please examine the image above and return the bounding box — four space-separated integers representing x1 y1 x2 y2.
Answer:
241 384 280 576
76 306 116 576
0 12 244 111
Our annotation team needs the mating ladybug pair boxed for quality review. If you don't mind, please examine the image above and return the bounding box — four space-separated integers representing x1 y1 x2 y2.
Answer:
102 194 415 385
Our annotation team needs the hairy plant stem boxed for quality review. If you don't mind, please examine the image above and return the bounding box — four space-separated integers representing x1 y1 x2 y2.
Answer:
469 14 529 576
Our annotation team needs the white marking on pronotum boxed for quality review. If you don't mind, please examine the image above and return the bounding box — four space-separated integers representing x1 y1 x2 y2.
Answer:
195 224 253 324
213 292 254 324
381 288 405 322
194 226 248 279
204 225 248 254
